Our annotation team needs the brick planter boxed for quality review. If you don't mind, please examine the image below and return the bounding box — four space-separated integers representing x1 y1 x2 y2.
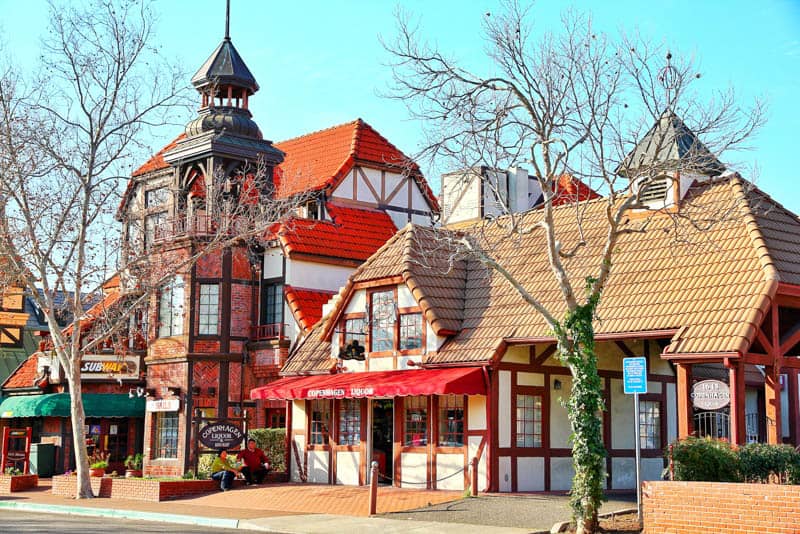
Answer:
643 481 800 533
0 474 38 493
51 474 246 501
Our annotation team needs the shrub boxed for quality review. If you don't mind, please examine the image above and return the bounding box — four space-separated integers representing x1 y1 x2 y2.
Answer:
738 443 800 484
247 428 286 472
197 453 215 479
668 436 741 482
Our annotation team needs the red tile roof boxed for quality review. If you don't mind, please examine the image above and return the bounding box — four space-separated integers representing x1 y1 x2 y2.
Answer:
274 119 437 209
552 175 601 206
132 134 185 177
284 286 336 333
62 287 122 337
278 203 397 262
3 353 39 389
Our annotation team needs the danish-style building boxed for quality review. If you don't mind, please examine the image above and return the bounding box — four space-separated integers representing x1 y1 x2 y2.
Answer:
252 115 800 492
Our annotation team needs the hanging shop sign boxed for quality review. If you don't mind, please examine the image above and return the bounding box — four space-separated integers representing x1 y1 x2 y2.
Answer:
146 398 180 413
198 422 245 450
80 354 140 381
691 379 731 410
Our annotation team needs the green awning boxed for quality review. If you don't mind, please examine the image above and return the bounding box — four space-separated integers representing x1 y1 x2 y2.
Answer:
0 393 145 418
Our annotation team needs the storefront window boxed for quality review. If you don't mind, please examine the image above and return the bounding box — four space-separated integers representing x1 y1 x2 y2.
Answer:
155 412 179 458
343 318 366 346
404 396 427 446
310 400 331 445
338 399 361 445
516 394 542 447
438 395 464 447
639 400 661 449
370 290 395 352
399 313 423 350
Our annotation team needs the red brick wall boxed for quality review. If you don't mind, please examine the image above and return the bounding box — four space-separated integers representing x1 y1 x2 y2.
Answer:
143 361 189 477
51 475 235 501
196 253 222 278
0 474 38 493
643 481 800 533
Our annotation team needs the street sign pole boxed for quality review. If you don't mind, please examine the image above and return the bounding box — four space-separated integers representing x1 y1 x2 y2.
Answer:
634 391 642 521
622 356 647 523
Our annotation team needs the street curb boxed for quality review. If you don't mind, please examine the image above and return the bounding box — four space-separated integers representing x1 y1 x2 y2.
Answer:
0 500 241 529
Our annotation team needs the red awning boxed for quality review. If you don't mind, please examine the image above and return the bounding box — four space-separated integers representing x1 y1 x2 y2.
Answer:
250 367 486 400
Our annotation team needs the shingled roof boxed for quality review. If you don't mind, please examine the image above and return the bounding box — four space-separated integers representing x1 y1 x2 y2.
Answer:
285 176 798 373
284 286 336 333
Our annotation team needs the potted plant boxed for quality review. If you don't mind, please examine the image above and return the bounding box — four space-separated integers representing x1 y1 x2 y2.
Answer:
88 450 110 477
124 453 143 478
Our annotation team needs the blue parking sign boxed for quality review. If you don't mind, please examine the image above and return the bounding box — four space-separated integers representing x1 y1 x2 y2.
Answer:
623 357 648 394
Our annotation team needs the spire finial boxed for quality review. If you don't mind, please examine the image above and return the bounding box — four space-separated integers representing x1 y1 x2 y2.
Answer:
224 0 230 40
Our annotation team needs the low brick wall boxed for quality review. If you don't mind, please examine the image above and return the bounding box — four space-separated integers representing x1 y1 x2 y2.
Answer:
52 475 246 501
643 481 800 533
0 474 38 493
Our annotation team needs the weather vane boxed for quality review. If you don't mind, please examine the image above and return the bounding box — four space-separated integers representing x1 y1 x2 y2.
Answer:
658 52 680 97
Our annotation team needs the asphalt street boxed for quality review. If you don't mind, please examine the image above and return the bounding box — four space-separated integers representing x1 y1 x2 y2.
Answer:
0 509 243 533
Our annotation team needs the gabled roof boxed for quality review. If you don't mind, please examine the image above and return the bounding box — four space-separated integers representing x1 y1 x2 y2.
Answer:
551 175 601 206
286 176 798 373
273 119 438 209
618 111 725 178
284 286 336 333
277 202 398 263
191 38 258 93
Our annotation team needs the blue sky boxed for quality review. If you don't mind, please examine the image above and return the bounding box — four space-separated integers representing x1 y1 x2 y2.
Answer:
1 0 798 211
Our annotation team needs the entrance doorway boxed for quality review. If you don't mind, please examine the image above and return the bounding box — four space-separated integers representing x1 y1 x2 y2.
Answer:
371 399 393 484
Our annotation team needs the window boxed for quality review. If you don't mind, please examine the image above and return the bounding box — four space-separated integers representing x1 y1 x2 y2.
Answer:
343 318 366 346
310 400 331 445
639 400 661 449
516 394 543 447
198 284 220 335
144 211 167 248
399 313 423 350
145 187 169 208
154 412 179 459
261 282 283 325
158 276 184 338
107 422 129 463
338 399 361 445
370 290 395 352
438 395 464 447
404 396 427 446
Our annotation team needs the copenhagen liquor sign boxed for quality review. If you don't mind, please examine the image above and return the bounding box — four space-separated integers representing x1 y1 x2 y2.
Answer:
199 422 245 450
306 387 375 398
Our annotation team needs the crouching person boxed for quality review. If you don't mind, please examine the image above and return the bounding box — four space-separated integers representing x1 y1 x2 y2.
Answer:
237 438 270 485
210 449 240 491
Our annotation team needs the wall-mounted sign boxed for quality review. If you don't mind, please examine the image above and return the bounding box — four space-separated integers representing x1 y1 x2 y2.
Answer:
691 379 731 410
80 354 140 381
146 398 180 413
198 422 244 450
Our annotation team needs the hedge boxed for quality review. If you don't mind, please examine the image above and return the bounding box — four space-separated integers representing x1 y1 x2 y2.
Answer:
668 437 800 484
247 428 286 473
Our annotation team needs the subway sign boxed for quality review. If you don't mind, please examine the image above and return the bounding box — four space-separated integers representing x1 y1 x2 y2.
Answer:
80 354 140 381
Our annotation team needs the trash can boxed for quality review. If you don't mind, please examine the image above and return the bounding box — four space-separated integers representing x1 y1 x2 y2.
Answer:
29 443 55 477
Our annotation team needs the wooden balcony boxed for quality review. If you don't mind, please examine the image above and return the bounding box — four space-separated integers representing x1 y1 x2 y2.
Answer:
154 215 215 242
250 323 287 342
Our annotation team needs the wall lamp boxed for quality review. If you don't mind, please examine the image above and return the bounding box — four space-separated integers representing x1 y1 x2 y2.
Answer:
553 379 562 390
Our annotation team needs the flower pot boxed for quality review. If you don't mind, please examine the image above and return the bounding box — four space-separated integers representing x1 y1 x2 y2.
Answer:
125 469 142 478
89 468 106 477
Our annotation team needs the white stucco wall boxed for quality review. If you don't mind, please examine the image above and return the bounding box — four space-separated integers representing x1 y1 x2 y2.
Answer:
436 453 464 491
290 434 305 483
468 395 487 430
335 451 360 485
550 375 573 448
307 450 330 484
517 457 545 491
263 247 284 279
400 452 427 488
499 371 512 448
667 382 678 444
467 435 488 491
332 170 355 201
498 456 512 492
612 457 664 489
286 259 352 293
611 378 635 450
550 457 575 491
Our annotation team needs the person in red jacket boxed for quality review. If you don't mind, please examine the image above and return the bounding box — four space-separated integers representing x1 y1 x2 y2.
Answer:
237 438 270 485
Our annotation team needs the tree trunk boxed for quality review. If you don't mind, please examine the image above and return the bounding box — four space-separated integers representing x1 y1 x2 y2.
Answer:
67 363 93 499
557 303 605 534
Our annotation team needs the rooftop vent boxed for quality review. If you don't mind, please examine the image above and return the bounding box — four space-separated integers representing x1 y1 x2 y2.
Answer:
637 177 670 205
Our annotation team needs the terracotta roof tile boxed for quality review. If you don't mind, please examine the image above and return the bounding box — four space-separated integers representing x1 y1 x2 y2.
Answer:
278 203 397 262
131 134 186 177
3 353 39 389
285 286 336 333
287 176 798 372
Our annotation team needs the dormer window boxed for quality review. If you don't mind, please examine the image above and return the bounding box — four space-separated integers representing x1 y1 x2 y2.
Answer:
298 199 320 220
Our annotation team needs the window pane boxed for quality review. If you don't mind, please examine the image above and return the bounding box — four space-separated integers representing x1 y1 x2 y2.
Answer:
262 283 283 325
198 284 220 335
438 395 464 447
158 276 184 338
338 399 361 445
145 187 169 208
370 291 395 352
310 400 331 445
155 412 179 459
400 313 422 350
404 396 428 446
344 318 366 346
515 394 542 448
639 400 661 449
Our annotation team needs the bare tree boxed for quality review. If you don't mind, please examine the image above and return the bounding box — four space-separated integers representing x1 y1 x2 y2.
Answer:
385 3 764 532
0 0 303 499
